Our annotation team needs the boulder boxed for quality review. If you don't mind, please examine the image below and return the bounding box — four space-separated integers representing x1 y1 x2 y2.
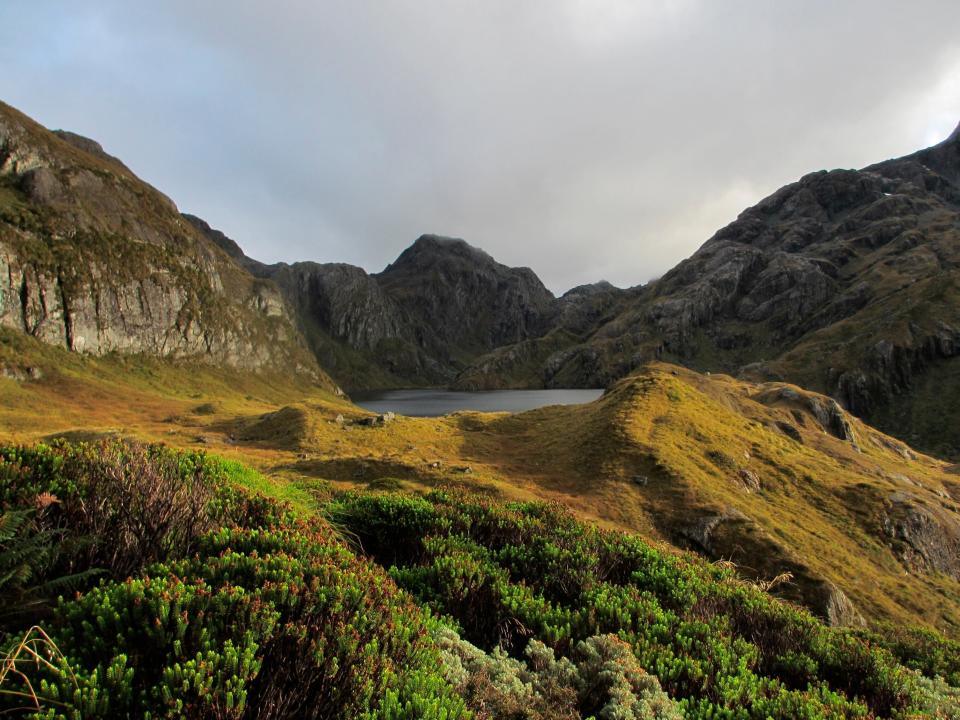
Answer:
738 468 761 492
811 581 866 627
883 492 960 578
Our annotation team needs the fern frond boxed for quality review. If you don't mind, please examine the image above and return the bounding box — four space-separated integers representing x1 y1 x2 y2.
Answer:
0 511 31 544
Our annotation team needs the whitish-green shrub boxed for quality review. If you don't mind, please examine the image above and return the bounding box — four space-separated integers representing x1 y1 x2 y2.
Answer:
434 626 680 719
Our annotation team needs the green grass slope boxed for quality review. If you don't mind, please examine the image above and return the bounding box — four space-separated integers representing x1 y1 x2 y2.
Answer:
2 439 959 718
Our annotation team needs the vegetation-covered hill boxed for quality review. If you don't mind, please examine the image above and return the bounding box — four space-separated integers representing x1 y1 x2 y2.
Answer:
458 123 960 458
3 329 959 639
6 95 960 461
2 439 959 718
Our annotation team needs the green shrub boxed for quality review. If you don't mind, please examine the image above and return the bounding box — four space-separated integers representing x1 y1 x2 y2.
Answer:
0 441 468 720
3 441 958 719
0 440 218 578
0 507 100 632
910 672 960 719
331 489 948 719
857 623 960 687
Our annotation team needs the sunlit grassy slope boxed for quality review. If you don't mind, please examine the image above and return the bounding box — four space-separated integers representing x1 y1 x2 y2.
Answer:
2 327 958 636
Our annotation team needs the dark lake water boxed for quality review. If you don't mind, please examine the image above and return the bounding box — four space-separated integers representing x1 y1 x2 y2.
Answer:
351 388 604 417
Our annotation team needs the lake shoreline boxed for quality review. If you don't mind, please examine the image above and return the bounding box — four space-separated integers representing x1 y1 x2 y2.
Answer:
352 388 605 417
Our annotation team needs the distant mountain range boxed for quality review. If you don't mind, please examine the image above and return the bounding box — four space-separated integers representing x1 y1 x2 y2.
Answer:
2 98 959 458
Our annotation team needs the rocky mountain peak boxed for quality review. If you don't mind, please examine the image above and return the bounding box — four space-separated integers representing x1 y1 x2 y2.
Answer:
373 234 559 362
383 234 496 273
561 280 618 300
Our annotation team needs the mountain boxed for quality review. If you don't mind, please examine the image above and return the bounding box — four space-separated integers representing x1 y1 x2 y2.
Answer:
0 98 606 393
193 229 578 389
0 101 330 385
376 234 557 358
460 123 960 458
5 95 960 460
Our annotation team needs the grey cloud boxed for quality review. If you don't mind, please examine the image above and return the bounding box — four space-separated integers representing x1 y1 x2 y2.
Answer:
1 0 958 292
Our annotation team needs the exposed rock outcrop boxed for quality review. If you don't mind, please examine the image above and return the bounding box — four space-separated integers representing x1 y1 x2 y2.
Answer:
273 262 409 352
811 581 866 628
267 260 450 384
676 507 864 626
452 279 631 390
0 100 330 383
883 491 960 578
51 129 132 173
377 234 559 356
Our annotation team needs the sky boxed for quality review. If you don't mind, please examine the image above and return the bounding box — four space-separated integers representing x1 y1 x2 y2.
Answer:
1 1 959 294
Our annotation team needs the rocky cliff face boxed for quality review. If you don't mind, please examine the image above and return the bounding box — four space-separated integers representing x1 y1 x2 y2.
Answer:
376 235 559 358
635 127 960 369
0 101 329 383
265 260 451 385
452 280 631 390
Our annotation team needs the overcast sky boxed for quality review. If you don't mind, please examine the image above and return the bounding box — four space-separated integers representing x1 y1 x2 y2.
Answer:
2 1 959 293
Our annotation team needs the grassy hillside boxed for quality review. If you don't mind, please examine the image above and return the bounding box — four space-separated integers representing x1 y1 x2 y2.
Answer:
2 439 959 718
2 329 959 639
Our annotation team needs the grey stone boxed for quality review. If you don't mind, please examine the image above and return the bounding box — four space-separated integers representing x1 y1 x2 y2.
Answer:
738 468 761 492
812 581 866 627
883 492 960 578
